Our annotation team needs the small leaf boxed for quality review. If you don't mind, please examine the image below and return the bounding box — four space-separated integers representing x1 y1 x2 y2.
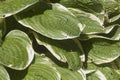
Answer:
0 65 10 80
34 33 82 70
0 30 34 70
23 54 61 80
0 0 39 18
15 3 82 39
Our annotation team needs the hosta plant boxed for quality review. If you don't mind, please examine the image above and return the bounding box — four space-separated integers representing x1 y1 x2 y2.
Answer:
0 0 120 80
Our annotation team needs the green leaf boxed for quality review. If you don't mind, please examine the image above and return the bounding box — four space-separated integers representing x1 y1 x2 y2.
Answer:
0 65 10 80
104 0 120 15
23 54 61 80
99 67 120 80
15 3 83 39
0 18 4 41
80 25 120 40
60 0 104 13
69 8 104 34
87 70 104 80
34 33 82 70
88 38 120 64
87 63 120 80
0 0 39 18
0 30 34 70
56 67 84 80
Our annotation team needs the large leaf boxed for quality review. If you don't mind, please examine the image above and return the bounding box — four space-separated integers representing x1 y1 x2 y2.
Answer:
88 38 120 64
34 33 82 70
0 65 10 80
69 8 104 34
0 0 39 18
15 3 83 39
0 30 34 70
23 54 61 80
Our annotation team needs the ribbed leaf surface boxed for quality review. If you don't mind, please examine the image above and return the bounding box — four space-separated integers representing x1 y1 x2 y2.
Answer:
69 8 104 34
89 39 120 64
56 67 84 80
23 55 61 80
34 33 82 70
0 0 39 18
15 3 82 39
0 65 10 80
0 30 34 70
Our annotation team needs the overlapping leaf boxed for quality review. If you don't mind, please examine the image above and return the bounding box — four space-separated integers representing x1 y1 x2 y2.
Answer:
23 54 61 80
69 8 104 34
88 38 120 64
87 63 120 80
0 30 34 70
0 0 39 18
15 3 83 39
56 67 84 80
60 0 104 13
80 25 120 40
34 33 82 70
0 65 10 80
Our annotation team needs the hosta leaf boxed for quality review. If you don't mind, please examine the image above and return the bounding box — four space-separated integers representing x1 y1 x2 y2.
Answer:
60 0 104 13
109 14 120 23
102 25 120 40
0 65 10 80
56 67 84 80
23 54 61 80
34 33 82 70
104 0 120 16
69 8 104 34
15 3 82 40
0 0 39 18
0 18 4 41
87 70 105 80
0 30 34 70
80 25 120 40
88 38 120 64
87 63 120 80
99 67 120 80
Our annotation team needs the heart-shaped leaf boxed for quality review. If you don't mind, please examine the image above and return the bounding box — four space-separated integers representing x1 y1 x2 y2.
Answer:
0 0 39 18
0 65 10 80
0 30 34 70
34 33 82 70
15 3 83 39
